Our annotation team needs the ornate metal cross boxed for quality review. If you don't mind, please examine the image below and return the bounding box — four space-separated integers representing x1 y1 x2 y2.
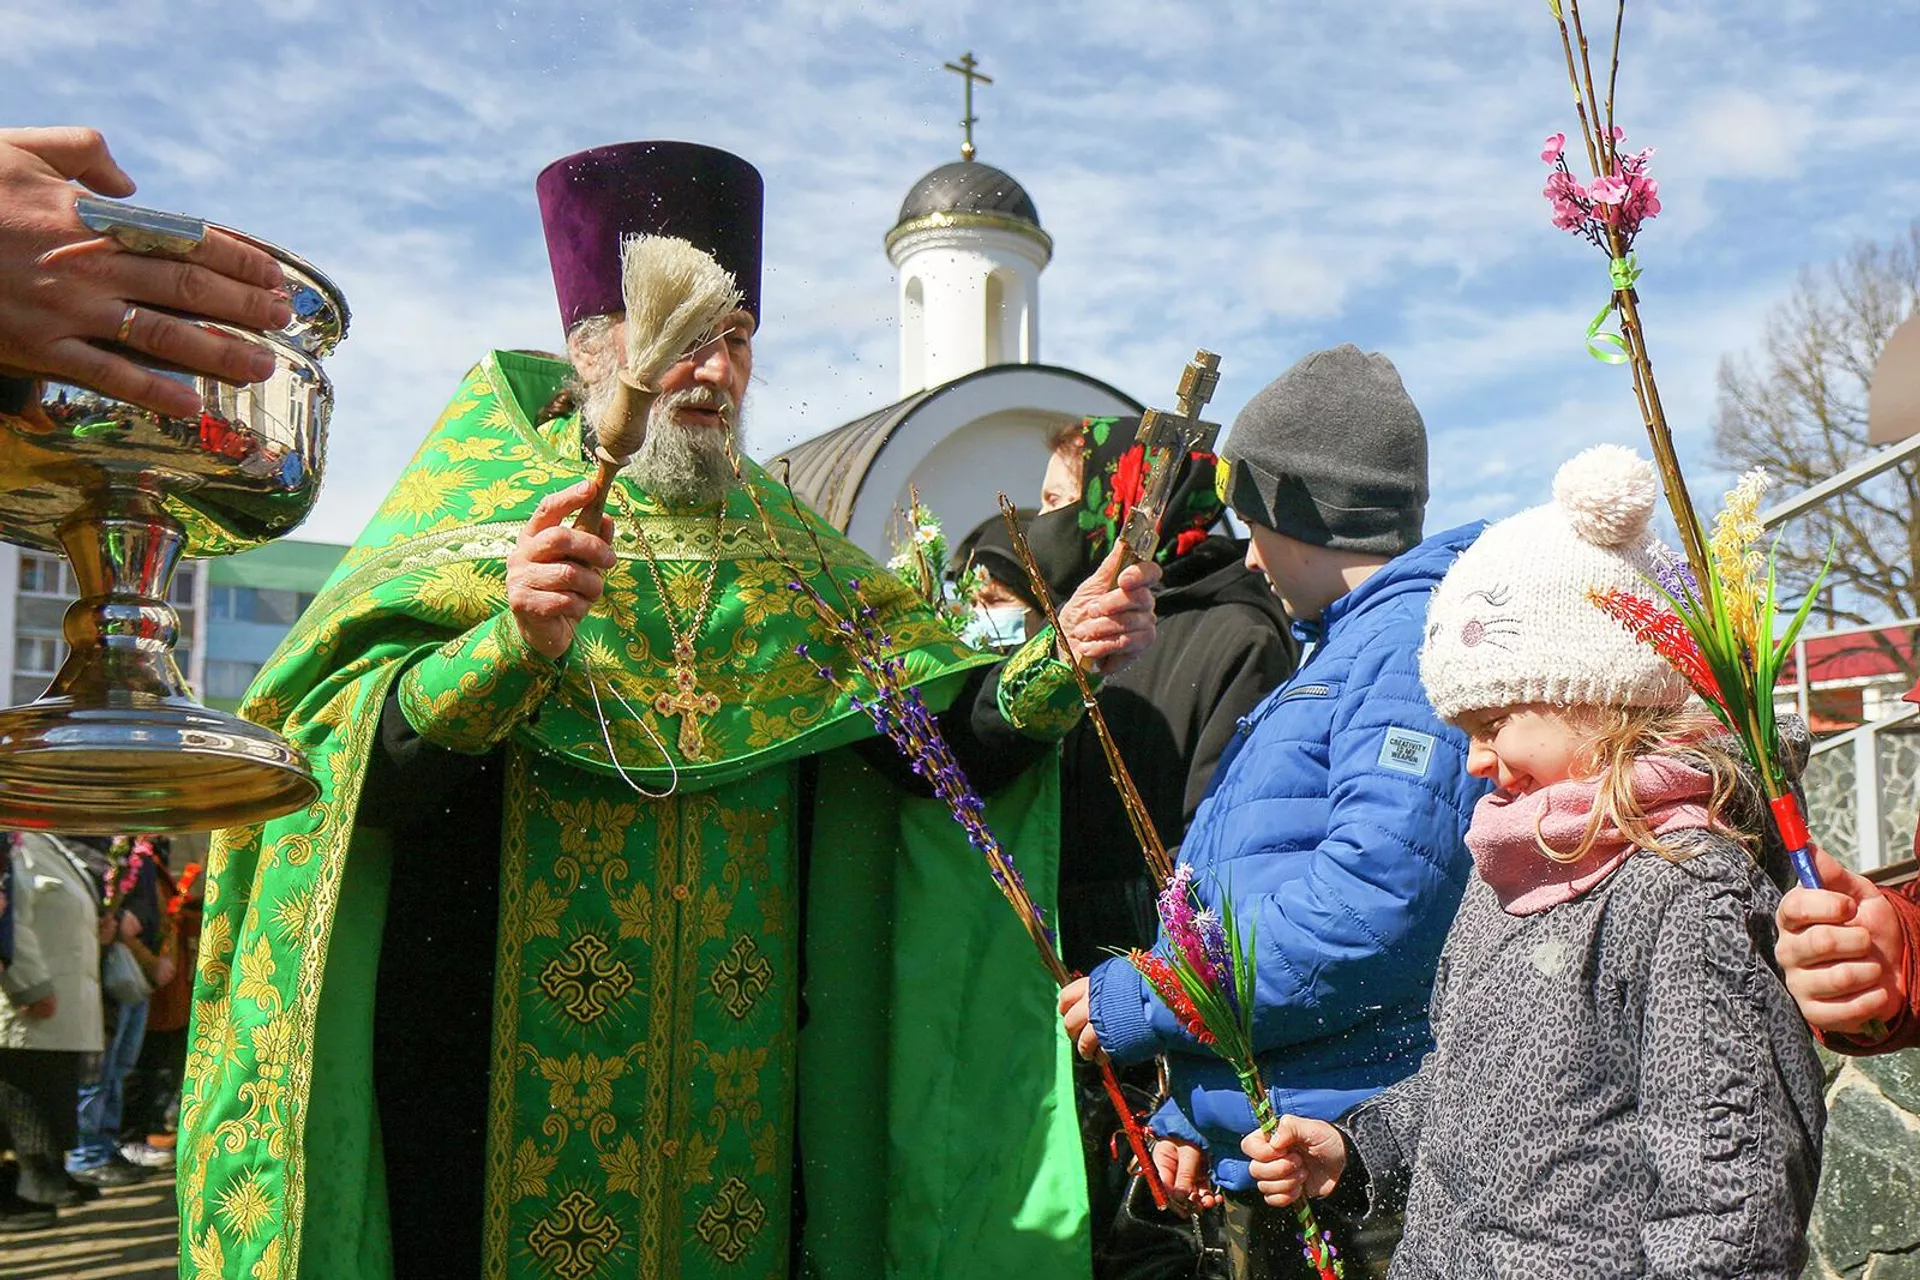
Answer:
943 51 993 161
1117 349 1223 567
655 643 721 761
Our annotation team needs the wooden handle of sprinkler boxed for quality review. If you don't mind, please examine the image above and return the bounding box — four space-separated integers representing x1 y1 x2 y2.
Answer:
571 373 656 534
573 458 621 533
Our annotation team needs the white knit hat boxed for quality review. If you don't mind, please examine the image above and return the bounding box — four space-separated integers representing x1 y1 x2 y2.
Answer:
1419 443 1693 722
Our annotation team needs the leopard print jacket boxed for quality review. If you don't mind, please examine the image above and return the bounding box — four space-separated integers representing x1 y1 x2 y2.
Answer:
1340 833 1825 1279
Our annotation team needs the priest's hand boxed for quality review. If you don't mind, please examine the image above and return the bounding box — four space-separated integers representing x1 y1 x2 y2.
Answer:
508 480 618 661
1055 544 1161 675
0 126 290 419
1776 844 1908 1037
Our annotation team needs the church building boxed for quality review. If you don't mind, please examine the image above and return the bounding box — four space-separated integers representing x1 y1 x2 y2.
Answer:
777 56 1142 556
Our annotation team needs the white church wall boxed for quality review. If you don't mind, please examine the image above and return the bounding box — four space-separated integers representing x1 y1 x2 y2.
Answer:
901 411 1053 548
1019 272 1038 363
888 223 1048 396
843 367 1137 556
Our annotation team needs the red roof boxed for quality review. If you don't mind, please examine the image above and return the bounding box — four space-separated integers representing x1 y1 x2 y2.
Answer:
1773 624 1918 690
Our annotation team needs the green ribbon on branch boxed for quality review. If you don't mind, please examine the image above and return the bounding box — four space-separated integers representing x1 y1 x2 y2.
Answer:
1585 255 1641 365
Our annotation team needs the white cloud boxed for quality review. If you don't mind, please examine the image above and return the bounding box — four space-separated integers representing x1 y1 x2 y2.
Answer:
1679 89 1810 181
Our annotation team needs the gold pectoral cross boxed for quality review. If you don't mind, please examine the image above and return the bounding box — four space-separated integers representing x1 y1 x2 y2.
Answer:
655 641 721 761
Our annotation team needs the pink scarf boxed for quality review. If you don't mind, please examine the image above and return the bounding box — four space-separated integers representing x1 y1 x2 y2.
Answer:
1468 755 1716 915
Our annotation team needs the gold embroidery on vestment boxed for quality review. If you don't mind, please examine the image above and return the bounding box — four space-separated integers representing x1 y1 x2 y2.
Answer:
525 1189 623 1280
537 934 637 1026
709 935 774 1020
692 1175 767 1264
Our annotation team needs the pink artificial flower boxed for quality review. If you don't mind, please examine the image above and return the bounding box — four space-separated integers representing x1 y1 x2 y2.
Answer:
1544 172 1586 207
1543 169 1589 231
1589 173 1628 205
1618 175 1661 232
1157 864 1219 987
1541 132 1566 163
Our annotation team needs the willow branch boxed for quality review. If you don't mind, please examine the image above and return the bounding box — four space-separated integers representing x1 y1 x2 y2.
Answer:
1570 1 1613 176
1616 276 1713 581
1552 8 1604 175
1605 0 1625 158
997 495 1176 886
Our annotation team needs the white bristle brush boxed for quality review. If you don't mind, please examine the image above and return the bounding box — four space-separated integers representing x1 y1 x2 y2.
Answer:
573 234 743 530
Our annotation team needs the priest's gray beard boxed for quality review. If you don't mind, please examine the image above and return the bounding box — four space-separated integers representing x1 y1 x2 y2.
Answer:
630 388 743 508
578 375 744 508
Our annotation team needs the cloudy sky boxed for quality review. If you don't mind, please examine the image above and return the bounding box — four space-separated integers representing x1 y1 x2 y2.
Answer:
4 0 1915 545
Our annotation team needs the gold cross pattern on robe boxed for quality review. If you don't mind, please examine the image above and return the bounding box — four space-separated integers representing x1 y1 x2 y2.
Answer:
656 641 721 761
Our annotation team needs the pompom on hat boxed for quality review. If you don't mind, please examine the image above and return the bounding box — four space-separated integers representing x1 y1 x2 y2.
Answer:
1419 443 1694 722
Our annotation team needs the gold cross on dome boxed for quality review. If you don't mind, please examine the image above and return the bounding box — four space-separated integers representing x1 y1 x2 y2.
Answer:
943 51 993 161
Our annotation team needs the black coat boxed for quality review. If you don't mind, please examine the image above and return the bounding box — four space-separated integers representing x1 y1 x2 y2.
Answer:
1056 535 1296 973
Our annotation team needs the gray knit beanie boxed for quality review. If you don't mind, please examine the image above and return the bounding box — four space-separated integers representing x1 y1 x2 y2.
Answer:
1220 344 1428 556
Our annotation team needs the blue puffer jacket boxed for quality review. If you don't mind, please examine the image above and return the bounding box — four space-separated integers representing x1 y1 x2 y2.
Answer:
1088 523 1491 1193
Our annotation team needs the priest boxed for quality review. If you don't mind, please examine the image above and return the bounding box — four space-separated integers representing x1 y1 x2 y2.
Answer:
177 141 1159 1280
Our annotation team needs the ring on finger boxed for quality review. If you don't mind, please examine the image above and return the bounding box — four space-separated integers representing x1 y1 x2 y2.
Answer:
115 305 138 345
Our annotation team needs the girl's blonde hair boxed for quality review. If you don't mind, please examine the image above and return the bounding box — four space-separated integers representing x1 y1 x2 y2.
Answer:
1540 704 1748 865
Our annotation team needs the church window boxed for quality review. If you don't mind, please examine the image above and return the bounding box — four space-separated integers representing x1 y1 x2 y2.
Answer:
984 271 1006 366
903 276 926 392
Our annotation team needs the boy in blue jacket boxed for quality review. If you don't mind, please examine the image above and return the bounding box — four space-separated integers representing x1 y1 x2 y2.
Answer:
1060 344 1489 1278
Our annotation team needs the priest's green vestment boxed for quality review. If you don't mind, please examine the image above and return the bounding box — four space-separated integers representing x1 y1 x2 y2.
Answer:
178 351 1092 1280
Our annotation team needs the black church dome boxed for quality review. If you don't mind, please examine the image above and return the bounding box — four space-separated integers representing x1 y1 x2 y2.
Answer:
894 161 1041 230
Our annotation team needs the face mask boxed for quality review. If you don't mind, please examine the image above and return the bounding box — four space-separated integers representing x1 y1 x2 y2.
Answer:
965 604 1029 652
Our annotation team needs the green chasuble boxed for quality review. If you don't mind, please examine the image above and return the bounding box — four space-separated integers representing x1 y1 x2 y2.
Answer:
178 351 1093 1280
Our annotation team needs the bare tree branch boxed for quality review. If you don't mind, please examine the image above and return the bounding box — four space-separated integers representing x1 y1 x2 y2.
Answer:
1713 220 1920 678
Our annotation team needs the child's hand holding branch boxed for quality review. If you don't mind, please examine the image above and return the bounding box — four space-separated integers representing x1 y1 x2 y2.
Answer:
1056 977 1106 1064
1240 1116 1348 1209
1151 1137 1222 1213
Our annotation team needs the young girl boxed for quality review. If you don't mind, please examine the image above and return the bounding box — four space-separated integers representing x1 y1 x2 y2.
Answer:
1239 445 1825 1277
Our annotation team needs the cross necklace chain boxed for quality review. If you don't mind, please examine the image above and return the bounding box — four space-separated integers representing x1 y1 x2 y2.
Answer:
629 505 727 761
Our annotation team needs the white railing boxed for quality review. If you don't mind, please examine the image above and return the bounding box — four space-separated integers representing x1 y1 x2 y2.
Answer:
1760 437 1920 871
1759 432 1920 529
1784 614 1920 730
1808 705 1919 872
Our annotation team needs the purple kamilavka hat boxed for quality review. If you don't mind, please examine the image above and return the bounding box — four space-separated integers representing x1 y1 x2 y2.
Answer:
535 141 764 333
